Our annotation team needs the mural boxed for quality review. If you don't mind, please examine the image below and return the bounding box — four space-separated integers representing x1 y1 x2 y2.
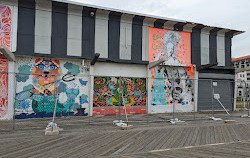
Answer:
0 56 8 118
0 5 11 49
149 27 194 106
15 57 89 119
93 77 146 115
0 5 11 118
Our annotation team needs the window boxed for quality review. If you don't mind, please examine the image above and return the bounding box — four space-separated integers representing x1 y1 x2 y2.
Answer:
239 91 242 96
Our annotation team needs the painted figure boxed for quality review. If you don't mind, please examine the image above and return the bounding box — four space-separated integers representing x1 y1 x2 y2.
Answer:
155 31 182 65
32 59 61 113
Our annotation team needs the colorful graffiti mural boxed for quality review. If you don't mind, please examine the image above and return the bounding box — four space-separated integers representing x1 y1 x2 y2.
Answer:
149 27 194 106
93 77 147 115
0 56 8 118
0 5 11 118
15 57 89 119
0 5 11 49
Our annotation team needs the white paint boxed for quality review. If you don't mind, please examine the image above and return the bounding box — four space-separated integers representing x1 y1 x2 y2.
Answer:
200 31 210 65
194 71 198 112
217 33 225 66
93 62 147 78
35 0 52 54
142 18 155 61
163 21 177 30
95 10 109 58
120 14 134 60
89 65 94 116
149 104 194 114
67 4 82 57
11 4 18 52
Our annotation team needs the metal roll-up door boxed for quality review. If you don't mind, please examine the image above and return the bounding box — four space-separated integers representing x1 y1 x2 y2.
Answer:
198 80 213 111
198 79 233 111
212 80 233 111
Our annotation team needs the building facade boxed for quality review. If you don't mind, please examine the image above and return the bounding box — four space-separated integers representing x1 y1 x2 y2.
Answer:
232 55 250 99
0 0 243 119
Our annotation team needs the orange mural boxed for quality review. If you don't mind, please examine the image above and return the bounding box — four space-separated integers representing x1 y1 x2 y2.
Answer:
149 27 191 65
149 27 194 106
0 5 11 118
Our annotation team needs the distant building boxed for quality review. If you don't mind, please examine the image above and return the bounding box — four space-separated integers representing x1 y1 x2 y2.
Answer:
232 55 250 98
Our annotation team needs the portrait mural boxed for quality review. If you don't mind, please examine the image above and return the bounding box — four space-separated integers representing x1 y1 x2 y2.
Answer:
15 57 89 119
149 27 194 106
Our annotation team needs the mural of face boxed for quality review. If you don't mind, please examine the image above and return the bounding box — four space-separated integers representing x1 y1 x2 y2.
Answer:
32 59 61 96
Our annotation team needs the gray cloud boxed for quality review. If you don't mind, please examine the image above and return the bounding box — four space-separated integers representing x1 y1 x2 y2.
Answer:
73 0 249 58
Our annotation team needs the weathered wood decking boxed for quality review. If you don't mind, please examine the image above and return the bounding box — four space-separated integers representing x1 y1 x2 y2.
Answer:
1 112 250 157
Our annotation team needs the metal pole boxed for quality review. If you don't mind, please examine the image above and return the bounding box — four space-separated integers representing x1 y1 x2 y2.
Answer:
211 80 215 118
146 76 149 125
88 74 91 124
193 79 196 121
13 72 17 130
118 76 121 121
172 79 175 121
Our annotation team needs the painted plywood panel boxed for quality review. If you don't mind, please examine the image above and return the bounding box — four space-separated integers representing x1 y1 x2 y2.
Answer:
15 57 90 119
142 18 155 61
67 4 82 56
93 77 146 115
148 27 194 108
120 14 133 60
217 35 225 66
95 10 109 58
149 27 191 66
201 33 209 65
35 0 52 54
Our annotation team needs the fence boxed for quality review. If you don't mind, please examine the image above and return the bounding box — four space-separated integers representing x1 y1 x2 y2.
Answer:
0 72 250 131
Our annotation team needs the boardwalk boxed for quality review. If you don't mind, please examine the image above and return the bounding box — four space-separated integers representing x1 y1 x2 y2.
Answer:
1 112 250 157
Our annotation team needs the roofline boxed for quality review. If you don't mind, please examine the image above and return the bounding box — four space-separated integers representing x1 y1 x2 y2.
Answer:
232 55 250 62
54 0 245 36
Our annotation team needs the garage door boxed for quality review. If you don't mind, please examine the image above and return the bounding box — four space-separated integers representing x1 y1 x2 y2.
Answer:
198 79 233 111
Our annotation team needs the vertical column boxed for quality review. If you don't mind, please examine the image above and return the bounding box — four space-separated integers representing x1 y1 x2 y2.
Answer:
209 28 220 64
67 4 82 57
17 0 35 55
35 0 52 54
163 21 177 30
217 30 226 66
131 15 145 62
191 24 204 66
225 31 235 67
51 1 68 57
94 9 109 59
200 27 212 65
142 18 156 61
173 22 186 31
120 14 134 60
108 11 122 60
82 7 96 59
154 19 166 29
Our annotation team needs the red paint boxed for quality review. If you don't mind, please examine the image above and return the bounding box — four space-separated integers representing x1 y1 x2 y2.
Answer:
93 106 146 116
0 5 11 118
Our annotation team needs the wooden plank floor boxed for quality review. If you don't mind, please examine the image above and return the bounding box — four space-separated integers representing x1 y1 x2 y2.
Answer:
122 141 250 158
1 119 250 157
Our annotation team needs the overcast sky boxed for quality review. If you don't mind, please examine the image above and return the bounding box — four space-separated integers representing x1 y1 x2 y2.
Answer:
73 0 249 58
